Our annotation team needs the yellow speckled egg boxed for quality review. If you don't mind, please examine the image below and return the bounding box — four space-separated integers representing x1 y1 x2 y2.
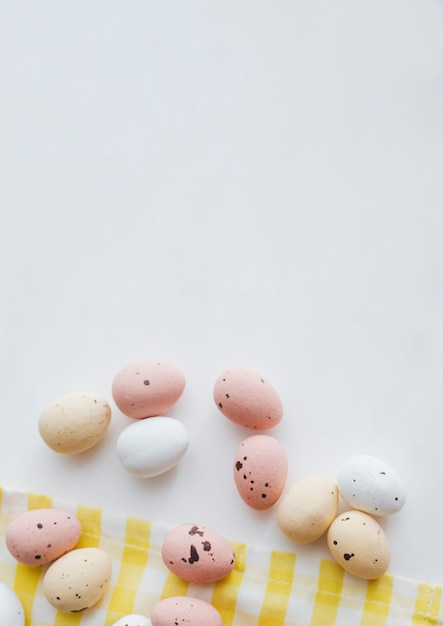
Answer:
43 547 112 612
213 366 283 429
151 596 222 626
161 524 235 583
234 435 288 510
277 476 339 543
38 392 111 454
327 510 390 579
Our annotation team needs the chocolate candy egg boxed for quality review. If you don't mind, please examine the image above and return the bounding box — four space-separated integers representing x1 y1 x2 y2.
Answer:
233 435 288 510
43 547 112 612
327 510 390 579
117 416 189 477
6 508 82 566
213 366 283 429
112 360 185 419
38 392 111 454
161 524 235 583
337 454 406 516
112 616 152 626
0 583 25 626
151 596 222 626
277 476 339 542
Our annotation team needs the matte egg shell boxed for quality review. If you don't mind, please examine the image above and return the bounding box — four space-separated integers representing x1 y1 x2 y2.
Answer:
112 361 185 419
38 392 111 454
337 454 406 516
161 524 235 583
213 366 283 429
234 435 288 510
151 596 222 626
327 510 390 579
112 616 152 626
43 547 112 612
277 476 339 543
0 583 25 626
116 416 189 477
6 508 82 566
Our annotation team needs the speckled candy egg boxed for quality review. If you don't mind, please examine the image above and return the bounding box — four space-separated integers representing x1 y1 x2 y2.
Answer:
327 510 391 579
116 416 189 477
0 583 25 626
151 596 222 626
234 435 288 510
38 392 111 454
277 476 339 543
213 366 283 429
337 454 406 516
112 361 185 419
6 508 82 566
161 524 235 583
43 547 112 612
112 616 152 626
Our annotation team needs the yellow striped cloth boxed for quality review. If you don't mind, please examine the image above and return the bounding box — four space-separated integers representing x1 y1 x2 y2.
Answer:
0 486 441 626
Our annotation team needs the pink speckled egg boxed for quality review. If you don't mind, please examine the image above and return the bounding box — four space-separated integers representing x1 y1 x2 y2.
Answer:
151 596 222 626
213 366 283 429
112 361 185 419
234 435 288 510
6 508 82 566
161 524 235 583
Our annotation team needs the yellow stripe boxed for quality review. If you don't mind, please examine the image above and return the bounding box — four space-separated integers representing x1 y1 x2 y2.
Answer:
0 486 3 512
257 550 296 626
53 611 83 626
360 574 394 626
107 517 151 618
13 563 41 626
76 504 102 547
413 583 443 625
212 541 247 626
161 572 190 598
310 559 345 626
28 491 53 510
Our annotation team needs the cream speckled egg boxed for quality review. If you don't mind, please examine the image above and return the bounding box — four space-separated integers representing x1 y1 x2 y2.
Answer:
151 596 222 626
337 454 406 516
112 616 152 626
112 361 185 419
0 583 25 626
161 524 235 583
43 547 112 612
116 416 189 477
213 366 283 429
234 435 288 510
38 392 111 454
6 508 82 566
277 476 339 543
327 510 390 579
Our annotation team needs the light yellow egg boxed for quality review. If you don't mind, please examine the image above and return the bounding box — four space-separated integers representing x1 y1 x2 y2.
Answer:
277 475 339 543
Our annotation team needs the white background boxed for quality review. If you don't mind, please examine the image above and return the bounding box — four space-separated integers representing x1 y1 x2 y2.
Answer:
1 0 443 586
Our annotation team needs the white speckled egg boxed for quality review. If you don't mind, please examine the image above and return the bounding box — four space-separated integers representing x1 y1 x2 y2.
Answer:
116 416 189 477
234 435 288 510
6 508 82 565
327 510 390 579
277 476 339 543
337 454 406 516
0 583 25 626
43 547 112 612
213 366 283 429
161 524 235 583
112 361 185 419
112 615 152 626
38 392 111 454
151 596 223 626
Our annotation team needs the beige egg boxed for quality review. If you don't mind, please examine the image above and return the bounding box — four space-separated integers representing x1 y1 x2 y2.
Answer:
43 547 112 612
277 476 339 543
39 392 111 454
327 510 390 579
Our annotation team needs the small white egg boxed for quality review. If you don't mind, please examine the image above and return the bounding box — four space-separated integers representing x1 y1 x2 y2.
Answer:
0 583 25 626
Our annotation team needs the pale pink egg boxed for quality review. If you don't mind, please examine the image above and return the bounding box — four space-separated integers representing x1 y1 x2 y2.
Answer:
6 508 82 566
213 366 283 429
161 524 235 583
112 360 185 419
151 596 222 626
233 435 288 510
